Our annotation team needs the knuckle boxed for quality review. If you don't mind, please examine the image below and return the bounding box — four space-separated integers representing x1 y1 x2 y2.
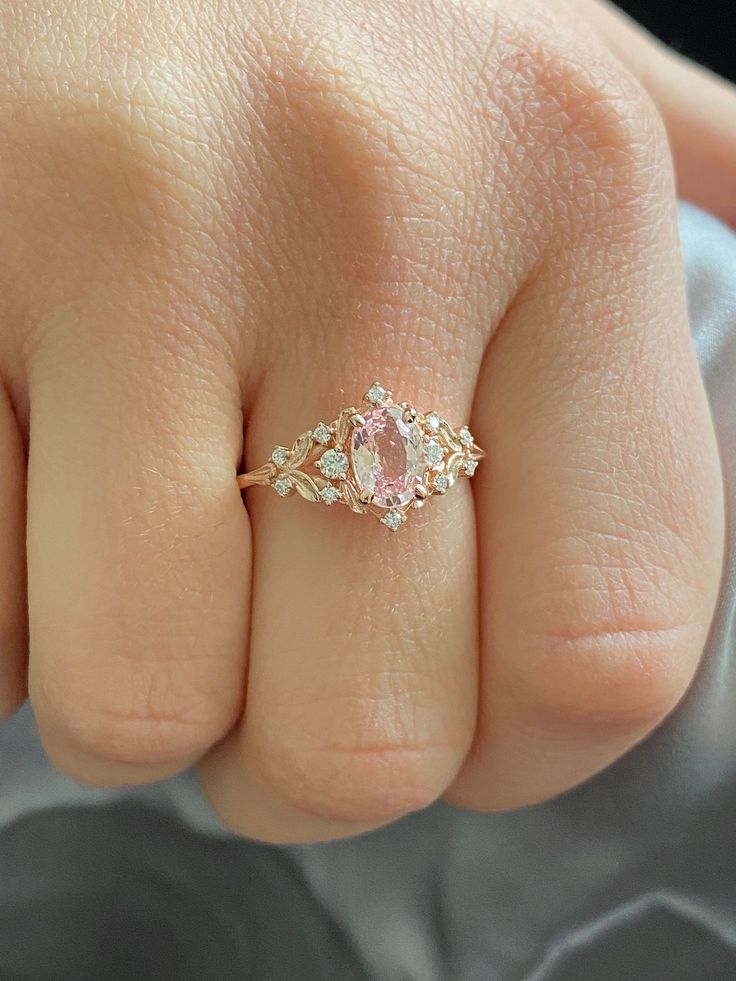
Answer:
31 665 237 771
487 12 671 232
547 47 665 162
233 4 493 361
252 693 460 823
506 618 701 735
1 13 225 314
503 471 712 735
261 739 450 826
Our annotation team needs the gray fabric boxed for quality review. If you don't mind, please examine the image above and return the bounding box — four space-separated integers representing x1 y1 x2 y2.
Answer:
0 202 733 980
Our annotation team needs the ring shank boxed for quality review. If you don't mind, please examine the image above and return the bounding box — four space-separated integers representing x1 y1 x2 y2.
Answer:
237 471 271 489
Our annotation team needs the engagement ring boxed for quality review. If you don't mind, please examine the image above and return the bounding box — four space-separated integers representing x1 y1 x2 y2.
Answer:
237 384 484 530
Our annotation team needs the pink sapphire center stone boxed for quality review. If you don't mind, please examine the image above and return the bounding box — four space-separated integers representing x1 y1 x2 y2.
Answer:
351 406 425 508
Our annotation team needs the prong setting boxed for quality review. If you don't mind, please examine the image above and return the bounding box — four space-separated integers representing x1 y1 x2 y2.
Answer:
312 423 332 445
382 509 406 531
273 476 293 497
366 382 390 405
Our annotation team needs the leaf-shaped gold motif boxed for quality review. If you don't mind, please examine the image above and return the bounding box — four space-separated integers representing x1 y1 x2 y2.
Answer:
341 479 366 514
238 462 275 487
288 431 313 469
335 407 357 449
446 451 464 481
440 421 463 454
290 470 322 503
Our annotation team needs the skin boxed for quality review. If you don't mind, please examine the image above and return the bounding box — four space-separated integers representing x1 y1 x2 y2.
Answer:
0 0 731 843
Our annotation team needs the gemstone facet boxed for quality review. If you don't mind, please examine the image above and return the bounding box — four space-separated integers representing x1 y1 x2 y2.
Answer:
273 477 292 497
425 412 441 433
271 446 289 467
433 473 449 493
463 459 478 476
351 405 425 508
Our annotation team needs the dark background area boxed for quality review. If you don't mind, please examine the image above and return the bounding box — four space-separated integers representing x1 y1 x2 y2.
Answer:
617 0 734 82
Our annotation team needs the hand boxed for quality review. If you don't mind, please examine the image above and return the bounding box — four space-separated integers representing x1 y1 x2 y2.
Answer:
0 0 729 842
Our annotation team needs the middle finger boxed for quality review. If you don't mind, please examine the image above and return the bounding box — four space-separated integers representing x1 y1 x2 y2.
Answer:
199 18 522 840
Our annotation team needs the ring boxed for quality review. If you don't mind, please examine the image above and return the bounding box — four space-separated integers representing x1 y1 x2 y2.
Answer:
237 383 485 530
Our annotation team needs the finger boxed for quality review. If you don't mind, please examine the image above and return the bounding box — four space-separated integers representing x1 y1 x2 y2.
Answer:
447 82 725 810
202 376 481 842
0 384 27 716
576 0 736 224
27 320 251 785
198 59 514 837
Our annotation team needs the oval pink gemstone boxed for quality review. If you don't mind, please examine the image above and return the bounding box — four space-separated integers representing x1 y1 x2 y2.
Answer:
351 406 425 508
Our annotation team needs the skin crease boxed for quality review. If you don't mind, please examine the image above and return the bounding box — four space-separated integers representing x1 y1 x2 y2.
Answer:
0 0 730 841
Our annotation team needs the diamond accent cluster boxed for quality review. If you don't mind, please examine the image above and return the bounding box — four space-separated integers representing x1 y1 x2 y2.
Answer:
240 383 482 530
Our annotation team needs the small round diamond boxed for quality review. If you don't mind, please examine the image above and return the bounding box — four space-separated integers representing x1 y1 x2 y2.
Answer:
433 473 449 493
463 459 478 476
312 423 331 445
271 446 289 467
318 448 349 478
425 412 441 433
382 509 405 531
273 476 292 497
367 383 388 405
320 484 341 505
459 427 473 448
424 439 444 467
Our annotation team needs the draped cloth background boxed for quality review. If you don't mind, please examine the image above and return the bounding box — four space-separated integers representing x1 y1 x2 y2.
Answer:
0 203 733 981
